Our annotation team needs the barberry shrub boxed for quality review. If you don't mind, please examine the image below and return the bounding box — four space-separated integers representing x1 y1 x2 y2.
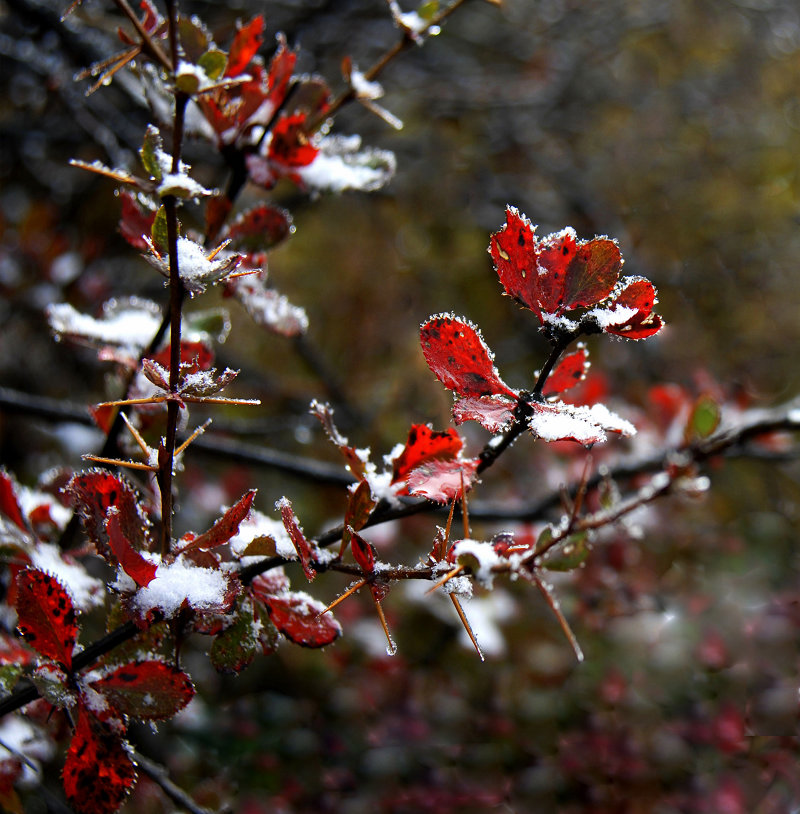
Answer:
1 1 800 812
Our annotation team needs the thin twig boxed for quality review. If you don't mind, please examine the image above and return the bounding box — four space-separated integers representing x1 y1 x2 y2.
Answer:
134 750 218 814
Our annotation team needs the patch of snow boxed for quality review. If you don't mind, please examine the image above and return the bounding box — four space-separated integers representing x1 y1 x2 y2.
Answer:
229 507 297 561
452 539 501 588
0 716 55 787
297 136 396 193
29 543 104 611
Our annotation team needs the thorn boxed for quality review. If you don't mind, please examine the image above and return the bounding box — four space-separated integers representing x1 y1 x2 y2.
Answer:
449 594 484 661
442 498 456 560
425 563 465 595
81 455 158 472
317 579 367 616
174 418 212 457
206 239 232 261
372 592 396 655
533 574 584 663
121 411 151 458
460 470 470 539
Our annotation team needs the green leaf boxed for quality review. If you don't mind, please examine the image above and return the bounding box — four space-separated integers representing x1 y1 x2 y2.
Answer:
178 16 210 62
540 532 590 572
199 49 228 81
687 394 721 441
140 125 164 182
184 307 232 344
210 599 258 674
31 664 77 709
151 205 169 252
417 1 440 21
0 664 22 696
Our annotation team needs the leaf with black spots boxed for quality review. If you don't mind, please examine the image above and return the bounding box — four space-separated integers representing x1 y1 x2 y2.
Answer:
263 592 341 648
88 660 194 721
489 206 541 316
67 471 150 561
420 315 517 400
15 569 77 669
62 703 137 814
542 347 590 397
391 424 463 485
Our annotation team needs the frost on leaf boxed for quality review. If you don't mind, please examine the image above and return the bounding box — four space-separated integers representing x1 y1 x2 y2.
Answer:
227 267 309 337
391 424 464 486
62 703 137 814
528 401 636 446
67 470 151 561
210 598 260 674
263 592 342 648
15 569 77 669
147 236 241 296
87 660 195 721
542 346 590 397
420 315 518 400
452 395 516 433
296 135 396 193
588 277 664 340
226 204 293 251
47 297 162 357
490 207 622 320
406 457 480 503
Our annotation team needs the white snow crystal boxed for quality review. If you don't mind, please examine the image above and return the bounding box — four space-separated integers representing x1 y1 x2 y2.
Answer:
229 507 297 561
452 539 501 588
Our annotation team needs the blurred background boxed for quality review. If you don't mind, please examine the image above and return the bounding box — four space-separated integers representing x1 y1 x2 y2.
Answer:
1 0 800 811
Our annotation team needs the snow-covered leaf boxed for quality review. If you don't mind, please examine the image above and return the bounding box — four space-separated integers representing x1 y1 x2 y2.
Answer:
296 134 396 193
528 400 636 445
452 395 516 433
263 592 341 648
406 457 480 503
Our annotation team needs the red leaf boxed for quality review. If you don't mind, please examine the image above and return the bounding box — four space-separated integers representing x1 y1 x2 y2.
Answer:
62 704 137 814
489 208 623 318
267 112 319 169
67 471 150 561
249 570 291 602
452 395 516 433
277 498 318 581
227 204 293 251
391 424 463 485
341 480 376 556
406 458 480 504
88 404 116 434
420 315 517 400
0 630 36 666
89 660 194 721
118 191 156 251
147 339 215 373
600 278 664 339
224 14 265 77
349 529 375 574
106 509 157 588
0 469 27 532
489 206 542 317
263 592 341 648
180 489 257 554
15 568 77 669
542 347 590 397
561 238 621 311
